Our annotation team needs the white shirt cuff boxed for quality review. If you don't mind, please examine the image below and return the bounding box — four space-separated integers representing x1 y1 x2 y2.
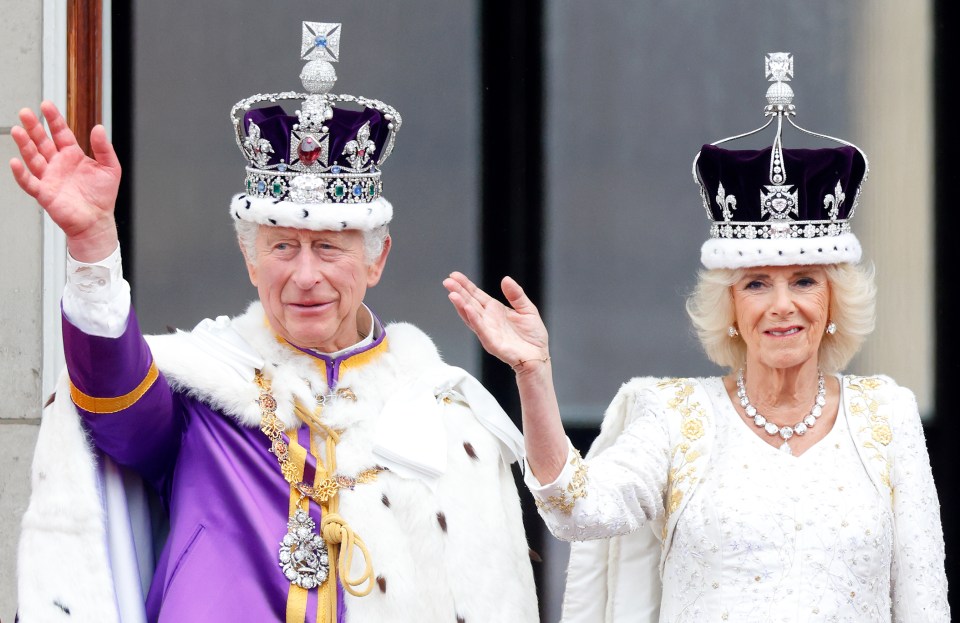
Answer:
62 244 132 338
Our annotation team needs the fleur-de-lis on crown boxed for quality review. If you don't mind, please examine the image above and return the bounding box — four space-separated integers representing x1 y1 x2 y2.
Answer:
716 182 737 222
344 122 376 170
243 121 274 168
823 181 845 221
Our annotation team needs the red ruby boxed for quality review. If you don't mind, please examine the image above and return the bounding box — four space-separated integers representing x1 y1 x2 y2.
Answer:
298 138 321 166
357 149 366 159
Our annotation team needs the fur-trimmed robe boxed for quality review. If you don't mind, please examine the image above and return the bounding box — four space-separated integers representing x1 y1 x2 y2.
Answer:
18 303 538 622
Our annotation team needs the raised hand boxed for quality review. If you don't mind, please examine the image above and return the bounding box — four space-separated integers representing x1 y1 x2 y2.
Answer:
443 272 550 370
9 101 122 262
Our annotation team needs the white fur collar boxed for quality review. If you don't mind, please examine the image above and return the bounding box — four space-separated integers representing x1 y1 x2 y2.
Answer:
145 302 444 430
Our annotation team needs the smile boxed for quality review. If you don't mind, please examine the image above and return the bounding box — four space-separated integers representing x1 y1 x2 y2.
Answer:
288 301 332 310
767 327 801 337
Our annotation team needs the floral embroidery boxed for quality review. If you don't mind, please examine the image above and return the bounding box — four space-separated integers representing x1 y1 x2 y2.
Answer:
846 376 893 495
535 448 588 516
681 418 704 441
659 378 708 527
871 424 892 446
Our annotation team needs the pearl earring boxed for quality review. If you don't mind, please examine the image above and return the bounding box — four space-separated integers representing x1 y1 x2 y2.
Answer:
826 322 837 335
728 326 739 338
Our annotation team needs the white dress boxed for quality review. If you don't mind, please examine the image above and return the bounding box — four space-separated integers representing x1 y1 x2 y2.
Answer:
528 376 949 622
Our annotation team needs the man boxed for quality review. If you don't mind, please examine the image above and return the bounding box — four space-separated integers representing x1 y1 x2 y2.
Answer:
12 22 537 623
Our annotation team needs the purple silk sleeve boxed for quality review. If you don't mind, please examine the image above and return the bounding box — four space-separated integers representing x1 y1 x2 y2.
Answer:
63 307 183 492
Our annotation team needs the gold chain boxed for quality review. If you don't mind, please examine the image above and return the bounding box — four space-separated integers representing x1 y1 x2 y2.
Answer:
254 370 382 503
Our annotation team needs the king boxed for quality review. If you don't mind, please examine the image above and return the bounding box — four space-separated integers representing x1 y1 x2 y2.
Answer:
11 21 538 623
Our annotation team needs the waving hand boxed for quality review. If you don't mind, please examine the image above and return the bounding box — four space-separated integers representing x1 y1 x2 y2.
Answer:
443 272 550 371
9 101 122 262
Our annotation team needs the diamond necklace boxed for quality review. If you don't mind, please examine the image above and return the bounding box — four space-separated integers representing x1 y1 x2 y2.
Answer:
736 368 826 455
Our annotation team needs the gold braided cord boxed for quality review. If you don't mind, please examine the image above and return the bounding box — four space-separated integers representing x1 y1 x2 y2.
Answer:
310 431 337 622
317 431 375 598
295 402 342 443
321 512 375 596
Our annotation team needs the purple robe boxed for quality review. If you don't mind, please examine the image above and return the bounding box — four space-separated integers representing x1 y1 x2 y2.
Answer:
64 309 382 622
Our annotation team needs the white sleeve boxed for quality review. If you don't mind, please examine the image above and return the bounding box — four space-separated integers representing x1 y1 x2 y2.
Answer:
61 244 132 338
524 393 670 542
888 387 949 622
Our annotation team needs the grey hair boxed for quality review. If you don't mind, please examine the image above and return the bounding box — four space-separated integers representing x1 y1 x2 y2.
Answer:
234 219 389 265
685 263 876 374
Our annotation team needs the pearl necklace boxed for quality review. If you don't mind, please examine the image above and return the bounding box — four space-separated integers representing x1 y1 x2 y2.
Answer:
736 368 826 454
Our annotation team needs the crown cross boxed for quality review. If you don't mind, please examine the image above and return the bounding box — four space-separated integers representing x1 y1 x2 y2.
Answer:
760 185 799 221
301 22 341 63
765 52 793 83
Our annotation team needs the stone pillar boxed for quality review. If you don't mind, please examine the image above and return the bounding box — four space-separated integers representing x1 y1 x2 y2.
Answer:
852 0 933 414
0 0 44 618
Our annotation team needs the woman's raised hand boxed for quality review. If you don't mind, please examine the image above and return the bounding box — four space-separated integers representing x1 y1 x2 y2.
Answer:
443 272 550 371
9 101 122 262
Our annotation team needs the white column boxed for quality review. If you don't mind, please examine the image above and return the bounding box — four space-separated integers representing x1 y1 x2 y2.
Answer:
852 0 933 415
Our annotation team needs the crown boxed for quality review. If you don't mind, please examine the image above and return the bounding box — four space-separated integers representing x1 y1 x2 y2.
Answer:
692 52 869 269
229 22 402 232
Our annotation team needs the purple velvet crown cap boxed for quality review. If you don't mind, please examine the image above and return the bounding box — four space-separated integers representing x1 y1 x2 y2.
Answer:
696 144 867 225
243 105 391 170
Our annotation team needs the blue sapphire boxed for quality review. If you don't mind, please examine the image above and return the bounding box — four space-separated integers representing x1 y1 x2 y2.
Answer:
315 35 327 48
277 163 287 172
353 185 363 197
257 180 266 193
331 165 341 174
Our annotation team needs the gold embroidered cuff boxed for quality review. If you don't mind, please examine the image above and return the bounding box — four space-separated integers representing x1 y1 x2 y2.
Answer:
533 448 588 516
70 361 160 414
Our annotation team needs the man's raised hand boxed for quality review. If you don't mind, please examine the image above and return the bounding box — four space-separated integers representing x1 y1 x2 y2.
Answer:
9 101 122 262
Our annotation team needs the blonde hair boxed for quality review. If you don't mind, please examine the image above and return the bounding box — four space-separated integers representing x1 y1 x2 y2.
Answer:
685 263 876 374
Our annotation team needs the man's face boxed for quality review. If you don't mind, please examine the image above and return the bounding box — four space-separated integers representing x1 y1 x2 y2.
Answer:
243 226 389 351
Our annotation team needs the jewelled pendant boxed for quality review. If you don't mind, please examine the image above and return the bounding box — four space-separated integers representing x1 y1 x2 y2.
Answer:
279 509 329 589
779 442 793 455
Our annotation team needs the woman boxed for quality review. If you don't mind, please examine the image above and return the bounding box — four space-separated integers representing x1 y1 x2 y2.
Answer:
443 55 948 622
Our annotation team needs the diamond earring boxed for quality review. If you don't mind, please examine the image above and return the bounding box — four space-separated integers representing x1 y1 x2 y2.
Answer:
728 325 739 338
825 322 837 335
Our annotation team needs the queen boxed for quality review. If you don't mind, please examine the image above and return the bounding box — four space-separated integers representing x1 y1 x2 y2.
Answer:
444 53 949 622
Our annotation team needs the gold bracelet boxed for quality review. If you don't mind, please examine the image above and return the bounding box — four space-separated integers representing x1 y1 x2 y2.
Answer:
511 356 550 371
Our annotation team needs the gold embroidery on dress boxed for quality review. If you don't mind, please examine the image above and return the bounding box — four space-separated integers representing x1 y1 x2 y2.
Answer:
535 449 588 516
659 379 707 526
846 376 893 496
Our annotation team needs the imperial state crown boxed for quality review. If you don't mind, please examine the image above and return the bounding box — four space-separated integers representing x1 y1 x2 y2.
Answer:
229 22 402 232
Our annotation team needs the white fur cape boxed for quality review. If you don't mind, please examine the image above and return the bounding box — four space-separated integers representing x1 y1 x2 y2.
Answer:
18 304 536 622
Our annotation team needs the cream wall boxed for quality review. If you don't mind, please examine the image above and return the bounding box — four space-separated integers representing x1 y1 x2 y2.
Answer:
0 0 44 619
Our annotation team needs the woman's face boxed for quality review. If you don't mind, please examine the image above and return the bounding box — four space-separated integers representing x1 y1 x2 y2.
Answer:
731 265 831 372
